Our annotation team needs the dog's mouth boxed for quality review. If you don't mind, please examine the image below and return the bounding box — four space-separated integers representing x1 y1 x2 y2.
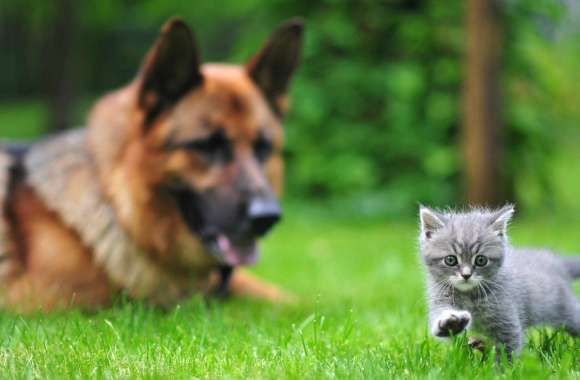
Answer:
201 232 259 267
172 188 259 267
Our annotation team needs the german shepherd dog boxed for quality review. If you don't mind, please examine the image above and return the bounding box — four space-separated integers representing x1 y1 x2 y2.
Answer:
0 18 303 312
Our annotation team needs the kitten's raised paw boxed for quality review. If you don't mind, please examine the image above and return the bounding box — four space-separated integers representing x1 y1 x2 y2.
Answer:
435 310 471 337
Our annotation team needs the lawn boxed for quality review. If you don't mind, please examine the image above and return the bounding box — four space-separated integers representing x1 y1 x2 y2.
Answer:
0 204 578 379
0 101 579 378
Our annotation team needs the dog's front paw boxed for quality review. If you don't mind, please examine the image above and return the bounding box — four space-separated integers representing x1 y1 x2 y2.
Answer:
434 310 471 337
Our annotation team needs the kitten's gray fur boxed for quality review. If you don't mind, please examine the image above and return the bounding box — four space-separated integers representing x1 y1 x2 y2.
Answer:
418 205 580 359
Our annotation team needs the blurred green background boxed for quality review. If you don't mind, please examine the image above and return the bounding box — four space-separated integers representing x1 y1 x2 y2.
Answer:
1 3 579 377
1 0 579 218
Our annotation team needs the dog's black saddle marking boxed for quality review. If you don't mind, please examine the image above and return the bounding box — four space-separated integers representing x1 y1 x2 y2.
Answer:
1 142 31 190
0 142 30 161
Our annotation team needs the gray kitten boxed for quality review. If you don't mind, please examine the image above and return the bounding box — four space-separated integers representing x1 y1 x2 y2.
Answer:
418 205 580 359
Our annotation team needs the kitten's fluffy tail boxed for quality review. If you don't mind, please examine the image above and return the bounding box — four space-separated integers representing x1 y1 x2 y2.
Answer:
561 256 580 279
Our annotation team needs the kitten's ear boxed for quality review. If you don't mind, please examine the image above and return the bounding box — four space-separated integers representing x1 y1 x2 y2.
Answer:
419 206 446 239
489 205 515 237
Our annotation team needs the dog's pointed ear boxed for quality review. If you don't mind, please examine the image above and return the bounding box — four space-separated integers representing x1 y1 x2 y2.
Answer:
138 18 203 126
246 18 304 117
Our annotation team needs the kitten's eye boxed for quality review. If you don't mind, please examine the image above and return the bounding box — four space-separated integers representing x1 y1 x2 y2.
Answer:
474 255 488 267
254 136 273 163
444 255 458 266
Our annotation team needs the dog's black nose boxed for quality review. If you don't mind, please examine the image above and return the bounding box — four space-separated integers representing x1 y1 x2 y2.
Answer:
461 273 472 280
248 197 282 237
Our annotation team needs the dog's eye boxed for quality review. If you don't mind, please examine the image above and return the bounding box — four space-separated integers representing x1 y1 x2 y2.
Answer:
444 255 458 266
474 255 488 267
180 132 232 162
254 137 273 162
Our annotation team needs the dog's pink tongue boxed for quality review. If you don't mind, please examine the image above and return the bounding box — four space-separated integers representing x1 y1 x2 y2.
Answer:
217 235 259 266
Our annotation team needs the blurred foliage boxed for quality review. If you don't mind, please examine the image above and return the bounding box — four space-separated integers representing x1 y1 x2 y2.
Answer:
503 0 580 214
0 0 579 215
278 1 463 214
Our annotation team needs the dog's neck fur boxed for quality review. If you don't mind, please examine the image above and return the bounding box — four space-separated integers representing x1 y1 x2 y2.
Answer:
86 86 180 254
23 129 211 305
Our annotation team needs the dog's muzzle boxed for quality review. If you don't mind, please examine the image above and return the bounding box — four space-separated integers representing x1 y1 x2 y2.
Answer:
205 196 281 266
173 188 282 267
247 197 282 237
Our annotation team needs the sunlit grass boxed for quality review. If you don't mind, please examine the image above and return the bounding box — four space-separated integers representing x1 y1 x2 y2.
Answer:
0 207 578 379
1 100 579 378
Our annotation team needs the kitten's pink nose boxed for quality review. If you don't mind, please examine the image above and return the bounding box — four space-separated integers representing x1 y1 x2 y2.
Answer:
461 273 472 280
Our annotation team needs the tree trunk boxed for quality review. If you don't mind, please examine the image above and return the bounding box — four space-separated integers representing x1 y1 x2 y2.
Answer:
463 0 504 206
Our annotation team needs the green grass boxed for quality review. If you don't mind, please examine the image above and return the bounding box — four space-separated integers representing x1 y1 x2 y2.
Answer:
1 101 579 378
0 207 578 379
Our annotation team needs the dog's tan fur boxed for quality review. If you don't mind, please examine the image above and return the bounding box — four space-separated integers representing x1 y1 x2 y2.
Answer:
0 18 303 312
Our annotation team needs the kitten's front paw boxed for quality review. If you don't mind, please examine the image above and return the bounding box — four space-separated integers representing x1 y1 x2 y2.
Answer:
434 310 471 337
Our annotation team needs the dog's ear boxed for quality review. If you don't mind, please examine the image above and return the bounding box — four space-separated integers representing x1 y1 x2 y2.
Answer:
246 18 304 117
138 18 203 126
